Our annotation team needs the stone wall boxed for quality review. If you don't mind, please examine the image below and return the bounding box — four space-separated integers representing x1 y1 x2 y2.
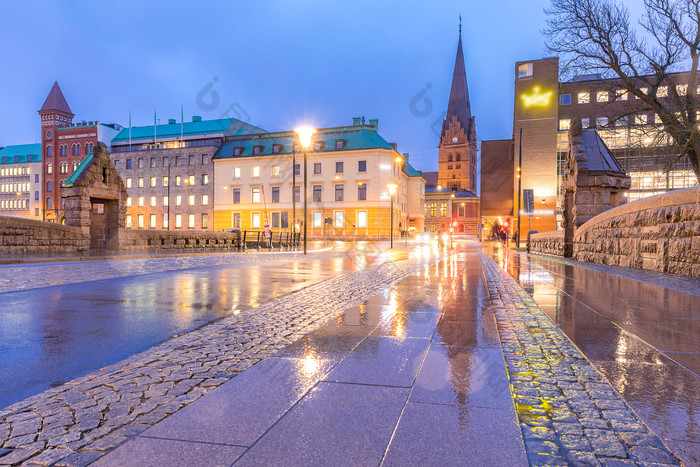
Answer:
120 229 242 252
574 186 700 277
0 216 84 255
528 230 565 257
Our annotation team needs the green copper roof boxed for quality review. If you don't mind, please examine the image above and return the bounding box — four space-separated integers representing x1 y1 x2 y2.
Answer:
62 153 93 188
404 162 422 177
0 143 42 165
111 118 264 143
214 125 394 160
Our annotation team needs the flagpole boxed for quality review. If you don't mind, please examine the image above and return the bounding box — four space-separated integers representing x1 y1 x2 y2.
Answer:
180 105 184 147
128 111 132 148
154 108 157 145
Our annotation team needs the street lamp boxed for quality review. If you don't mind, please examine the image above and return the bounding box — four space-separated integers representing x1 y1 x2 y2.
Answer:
387 183 397 249
295 126 315 254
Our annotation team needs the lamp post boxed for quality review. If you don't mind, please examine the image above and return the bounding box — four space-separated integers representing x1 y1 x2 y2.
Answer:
295 127 315 254
387 183 397 249
292 146 296 239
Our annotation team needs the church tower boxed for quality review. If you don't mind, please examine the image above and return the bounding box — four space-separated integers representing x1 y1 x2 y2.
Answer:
438 23 477 194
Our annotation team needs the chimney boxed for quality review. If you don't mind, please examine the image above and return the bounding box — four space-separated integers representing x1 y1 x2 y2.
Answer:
192 116 202 122
168 119 177 124
352 117 362 126
369 119 378 129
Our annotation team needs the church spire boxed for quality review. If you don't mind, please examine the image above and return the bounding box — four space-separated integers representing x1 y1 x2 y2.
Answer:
39 81 73 115
441 23 472 140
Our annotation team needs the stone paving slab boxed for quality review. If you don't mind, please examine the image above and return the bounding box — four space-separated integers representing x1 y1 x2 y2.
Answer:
0 254 438 466
481 254 682 466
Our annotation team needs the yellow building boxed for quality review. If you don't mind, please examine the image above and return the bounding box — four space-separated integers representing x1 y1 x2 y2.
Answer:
213 118 425 238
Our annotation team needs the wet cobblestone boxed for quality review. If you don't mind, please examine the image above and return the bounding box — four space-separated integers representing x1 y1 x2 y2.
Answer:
481 254 681 466
0 255 437 465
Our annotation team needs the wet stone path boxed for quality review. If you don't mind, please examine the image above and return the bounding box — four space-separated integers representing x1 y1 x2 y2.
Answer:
0 255 437 466
481 254 681 466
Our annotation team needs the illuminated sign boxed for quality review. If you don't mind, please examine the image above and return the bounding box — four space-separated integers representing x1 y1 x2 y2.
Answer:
520 85 554 108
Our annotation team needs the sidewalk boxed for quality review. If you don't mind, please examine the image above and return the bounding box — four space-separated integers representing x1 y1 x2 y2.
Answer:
92 244 680 466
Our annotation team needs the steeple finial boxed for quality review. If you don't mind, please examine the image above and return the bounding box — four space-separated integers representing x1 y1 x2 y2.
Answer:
459 14 462 37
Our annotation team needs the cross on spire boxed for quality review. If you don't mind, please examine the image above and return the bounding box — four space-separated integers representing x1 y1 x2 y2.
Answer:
459 14 462 36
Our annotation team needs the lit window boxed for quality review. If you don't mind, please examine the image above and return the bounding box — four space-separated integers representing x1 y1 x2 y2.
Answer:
202 174 209 185
616 90 628 101
657 86 668 97
517 63 533 79
176 176 181 186
126 197 132 207
138 177 144 188
577 92 589 104
126 178 132 188
252 166 260 177
138 159 144 169
234 167 241 178
138 196 144 207
559 119 571 131
596 91 608 102
677 84 688 96
637 87 647 98
188 195 195 206
313 212 322 227
334 211 344 228
252 212 261 228
202 213 208 229
162 214 168 229
202 195 209 205
188 175 195 186
252 187 261 203
272 165 280 176
138 214 144 228
188 214 195 228
150 177 156 187
635 114 648 125
126 214 132 227
357 211 367 228
175 214 182 229
162 176 169 187
176 195 182 206
560 94 571 105
47 163 52 174
581 118 590 128
163 196 169 206
150 214 156 228
150 196 156 207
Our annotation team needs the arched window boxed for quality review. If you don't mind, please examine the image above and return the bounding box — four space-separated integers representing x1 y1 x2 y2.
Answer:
46 197 53 209
448 154 453 162
47 163 52 174
47 180 52 192
60 145 67 156
456 154 461 161
72 160 79 171
46 145 52 157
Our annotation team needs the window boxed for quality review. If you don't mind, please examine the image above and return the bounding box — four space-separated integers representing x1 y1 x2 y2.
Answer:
615 116 627 126
175 176 181 186
162 214 168 229
233 188 241 204
176 195 182 206
150 196 156 207
188 214 195 229
114 160 119 169
313 185 322 202
314 163 322 174
272 144 282 154
162 196 169 206
176 156 182 166
313 141 324 151
138 214 144 228
638 87 648 98
150 214 156 228
358 160 367 172
234 167 241 178
252 187 261 203
202 174 209 185
175 214 182 229
47 163 52 174
271 212 280 228
358 183 367 201
657 86 668 97
335 161 343 173
162 176 169 187
202 155 209 165
150 158 156 168
252 166 260 177
357 211 367 228
635 114 648 126
272 165 280 176
581 118 590 128
126 197 132 207
596 117 609 127
150 177 156 187
126 159 132 169
34 191 39 200
253 146 262 155
35 208 39 216
46 197 52 209
335 140 346 149
138 158 144 169
72 144 80 156
233 147 243 156
596 91 608 102
294 164 300 176
616 90 628 101
138 177 144 188
294 186 300 202
35 174 39 183
560 94 571 105
47 180 52 192
335 184 344 201
188 195 195 206
456 154 461 161
126 214 132 228
517 63 533 78
677 84 688 96
559 119 571 131
448 164 453 170
313 212 322 227
271 186 280 203
185 175 193 186
163 157 169 167
252 212 261 228
138 196 144 207
448 155 453 162
429 202 436 216
334 211 344 228
202 213 208 229
189 155 195 166
233 213 241 228
60 145 67 157
281 212 289 229
46 146 52 157
202 194 209 205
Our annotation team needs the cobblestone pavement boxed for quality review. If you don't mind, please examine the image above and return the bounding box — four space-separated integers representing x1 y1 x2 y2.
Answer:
481 254 682 466
0 248 359 294
0 253 439 466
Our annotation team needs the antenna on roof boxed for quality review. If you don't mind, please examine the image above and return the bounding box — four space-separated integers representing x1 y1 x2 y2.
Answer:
459 14 462 37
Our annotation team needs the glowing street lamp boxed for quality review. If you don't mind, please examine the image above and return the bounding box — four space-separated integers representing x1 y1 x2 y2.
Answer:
387 183 398 249
295 126 316 254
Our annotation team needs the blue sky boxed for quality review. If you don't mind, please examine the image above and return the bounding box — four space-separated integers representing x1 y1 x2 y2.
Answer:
2 0 567 172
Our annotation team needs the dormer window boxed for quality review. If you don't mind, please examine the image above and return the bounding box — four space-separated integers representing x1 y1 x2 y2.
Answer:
313 141 325 151
233 147 243 156
293 143 301 152
335 140 346 150
253 145 263 155
272 144 283 154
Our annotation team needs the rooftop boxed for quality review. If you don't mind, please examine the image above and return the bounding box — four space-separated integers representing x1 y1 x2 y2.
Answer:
0 144 42 165
39 82 73 115
111 118 264 144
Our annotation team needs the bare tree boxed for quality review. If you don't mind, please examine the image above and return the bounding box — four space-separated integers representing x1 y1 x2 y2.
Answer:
544 0 700 182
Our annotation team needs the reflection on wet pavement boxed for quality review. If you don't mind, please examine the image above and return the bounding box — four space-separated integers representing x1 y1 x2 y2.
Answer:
488 245 700 464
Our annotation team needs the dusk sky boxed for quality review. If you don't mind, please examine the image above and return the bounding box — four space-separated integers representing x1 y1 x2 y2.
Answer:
0 0 644 172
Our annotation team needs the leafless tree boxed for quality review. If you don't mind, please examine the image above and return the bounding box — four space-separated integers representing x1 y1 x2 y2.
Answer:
544 0 700 182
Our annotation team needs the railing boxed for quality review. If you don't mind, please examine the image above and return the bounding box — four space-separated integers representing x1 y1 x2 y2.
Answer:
238 230 301 250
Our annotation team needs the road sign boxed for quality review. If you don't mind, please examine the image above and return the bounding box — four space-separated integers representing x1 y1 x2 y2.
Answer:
523 189 535 214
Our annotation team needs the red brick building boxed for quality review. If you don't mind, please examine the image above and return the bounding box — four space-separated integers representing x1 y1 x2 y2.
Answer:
38 82 120 222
